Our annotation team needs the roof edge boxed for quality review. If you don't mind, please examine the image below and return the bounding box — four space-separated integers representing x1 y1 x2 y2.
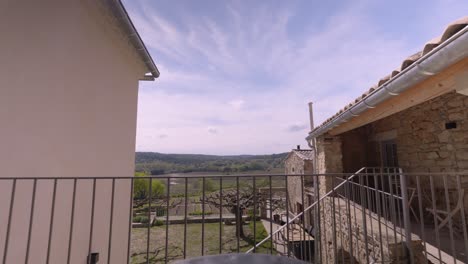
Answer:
108 0 160 80
307 23 468 141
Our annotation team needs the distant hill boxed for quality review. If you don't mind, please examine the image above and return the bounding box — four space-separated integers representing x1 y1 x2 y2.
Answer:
135 152 288 175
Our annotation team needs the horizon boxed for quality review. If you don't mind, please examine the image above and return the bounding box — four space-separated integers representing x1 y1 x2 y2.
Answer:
125 0 467 155
135 150 291 156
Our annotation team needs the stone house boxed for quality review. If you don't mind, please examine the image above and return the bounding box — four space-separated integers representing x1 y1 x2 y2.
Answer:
305 18 468 263
284 146 315 227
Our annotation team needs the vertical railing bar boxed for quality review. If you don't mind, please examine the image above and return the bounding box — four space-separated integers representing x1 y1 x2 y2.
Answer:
219 177 223 255
201 177 205 256
442 175 456 264
394 171 404 243
236 177 240 253
374 171 385 263
325 200 331 262
456 174 468 264
3 179 17 264
352 174 360 261
358 174 370 264
107 179 116 264
269 175 273 255
285 176 290 257
415 175 428 264
183 178 188 259
126 178 134 264
380 173 390 261
67 179 77 264
429 175 442 262
336 177 345 264
331 176 337 263
165 178 170 264
314 174 321 264
387 172 399 262
146 178 152 264
300 175 305 260
344 176 354 264
253 176 257 253
88 179 97 264
46 179 58 264
399 170 414 264
308 176 313 262
365 173 376 261
25 179 37 264
321 187 329 263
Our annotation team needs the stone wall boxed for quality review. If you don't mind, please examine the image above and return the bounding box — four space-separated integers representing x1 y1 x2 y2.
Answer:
316 135 343 197
285 153 313 225
315 92 468 263
371 91 468 174
318 197 425 264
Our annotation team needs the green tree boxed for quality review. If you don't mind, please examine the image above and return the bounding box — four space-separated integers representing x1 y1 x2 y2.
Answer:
133 172 165 200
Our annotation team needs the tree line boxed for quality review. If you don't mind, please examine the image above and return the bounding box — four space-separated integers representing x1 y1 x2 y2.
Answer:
135 152 287 175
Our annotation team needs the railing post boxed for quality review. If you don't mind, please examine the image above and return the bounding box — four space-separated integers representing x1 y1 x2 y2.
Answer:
399 169 414 263
314 174 320 264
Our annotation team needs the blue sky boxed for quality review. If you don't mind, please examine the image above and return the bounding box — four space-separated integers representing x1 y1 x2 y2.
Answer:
124 0 467 155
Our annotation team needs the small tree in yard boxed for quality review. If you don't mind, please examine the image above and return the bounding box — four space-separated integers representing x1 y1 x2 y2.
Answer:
133 172 181 216
133 172 165 200
201 187 285 239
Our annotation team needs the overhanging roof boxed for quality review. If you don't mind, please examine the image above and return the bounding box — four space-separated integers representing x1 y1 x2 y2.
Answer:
105 0 160 80
307 17 468 140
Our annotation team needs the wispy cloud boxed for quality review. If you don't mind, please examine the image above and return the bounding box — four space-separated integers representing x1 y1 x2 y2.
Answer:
207 127 219 134
127 0 467 154
287 124 309 132
228 99 245 110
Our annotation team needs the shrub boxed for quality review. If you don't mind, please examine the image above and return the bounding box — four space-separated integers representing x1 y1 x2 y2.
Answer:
139 216 150 224
155 207 167 216
133 172 165 200
133 216 142 223
153 220 164 226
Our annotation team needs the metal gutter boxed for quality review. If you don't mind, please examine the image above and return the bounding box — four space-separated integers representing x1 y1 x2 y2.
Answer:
307 25 468 141
107 0 160 80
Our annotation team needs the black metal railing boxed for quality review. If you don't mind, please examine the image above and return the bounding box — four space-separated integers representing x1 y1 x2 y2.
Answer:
1 171 467 264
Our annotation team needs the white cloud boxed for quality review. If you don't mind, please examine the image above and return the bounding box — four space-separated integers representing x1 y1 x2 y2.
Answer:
127 0 464 154
207 127 218 134
286 123 309 132
228 99 245 110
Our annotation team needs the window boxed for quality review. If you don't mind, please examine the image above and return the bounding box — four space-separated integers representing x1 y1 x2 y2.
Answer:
381 140 398 167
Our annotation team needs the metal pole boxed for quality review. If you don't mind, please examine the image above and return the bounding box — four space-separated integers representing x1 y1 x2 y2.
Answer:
399 170 413 263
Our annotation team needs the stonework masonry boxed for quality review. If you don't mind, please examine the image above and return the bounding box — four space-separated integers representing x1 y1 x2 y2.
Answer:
285 151 314 225
371 91 468 175
316 136 343 197
319 197 425 264
315 91 468 263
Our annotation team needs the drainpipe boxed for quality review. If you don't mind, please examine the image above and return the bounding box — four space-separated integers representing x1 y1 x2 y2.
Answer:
307 102 321 263
307 25 468 139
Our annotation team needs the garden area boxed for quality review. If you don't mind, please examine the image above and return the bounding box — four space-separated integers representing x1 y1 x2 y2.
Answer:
130 221 274 263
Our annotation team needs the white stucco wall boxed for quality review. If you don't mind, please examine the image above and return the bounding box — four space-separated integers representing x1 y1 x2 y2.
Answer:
0 0 149 263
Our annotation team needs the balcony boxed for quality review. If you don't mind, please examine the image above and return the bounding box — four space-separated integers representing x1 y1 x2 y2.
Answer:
1 169 467 263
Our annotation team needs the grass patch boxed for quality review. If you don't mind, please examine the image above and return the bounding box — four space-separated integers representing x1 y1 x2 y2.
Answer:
131 221 275 263
188 211 213 216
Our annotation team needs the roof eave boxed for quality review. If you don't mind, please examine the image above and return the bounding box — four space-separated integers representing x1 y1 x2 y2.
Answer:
307 23 468 141
108 0 160 80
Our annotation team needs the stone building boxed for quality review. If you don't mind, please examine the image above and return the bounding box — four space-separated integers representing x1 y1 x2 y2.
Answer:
305 18 468 263
284 146 315 227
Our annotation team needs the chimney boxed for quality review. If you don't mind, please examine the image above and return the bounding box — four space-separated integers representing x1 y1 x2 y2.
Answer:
297 145 300 150
308 102 315 131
